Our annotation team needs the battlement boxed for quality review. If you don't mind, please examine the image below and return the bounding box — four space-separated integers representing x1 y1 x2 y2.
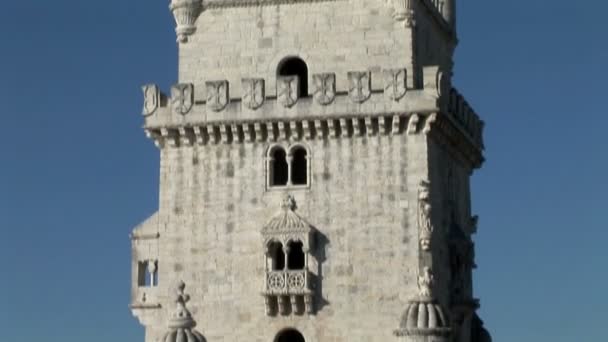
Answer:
141 66 482 157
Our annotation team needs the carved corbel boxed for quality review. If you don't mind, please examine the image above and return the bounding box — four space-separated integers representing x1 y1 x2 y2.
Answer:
328 120 338 139
314 120 324 140
352 118 363 136
254 122 265 142
365 117 374 136
379 116 388 135
423 113 438 134
243 124 254 142
192 126 205 145
207 125 218 144
391 115 401 135
340 118 349 138
220 125 229 144
278 122 288 141
289 121 300 140
145 129 164 149
407 113 420 135
303 121 313 140
161 128 179 147
266 122 277 142
231 124 241 143
178 127 193 146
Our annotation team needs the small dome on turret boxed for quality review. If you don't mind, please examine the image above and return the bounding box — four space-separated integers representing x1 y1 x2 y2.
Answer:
397 298 451 335
394 268 452 339
162 281 206 342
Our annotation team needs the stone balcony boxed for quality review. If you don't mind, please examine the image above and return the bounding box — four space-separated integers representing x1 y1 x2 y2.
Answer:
263 270 313 315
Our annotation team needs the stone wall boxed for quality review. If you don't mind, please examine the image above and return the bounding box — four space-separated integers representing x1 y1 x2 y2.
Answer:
179 1 414 98
134 131 431 342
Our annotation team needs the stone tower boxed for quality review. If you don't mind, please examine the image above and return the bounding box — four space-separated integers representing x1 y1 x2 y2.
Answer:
130 1 490 342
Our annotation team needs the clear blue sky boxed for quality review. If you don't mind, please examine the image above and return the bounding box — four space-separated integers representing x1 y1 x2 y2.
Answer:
0 1 606 341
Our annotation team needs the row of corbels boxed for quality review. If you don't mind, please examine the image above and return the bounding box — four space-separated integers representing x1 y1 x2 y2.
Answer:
144 113 432 147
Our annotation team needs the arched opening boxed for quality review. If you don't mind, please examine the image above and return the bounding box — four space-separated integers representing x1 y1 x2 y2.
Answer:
268 241 285 271
270 147 289 186
287 241 305 270
275 329 305 342
278 57 308 97
290 147 308 186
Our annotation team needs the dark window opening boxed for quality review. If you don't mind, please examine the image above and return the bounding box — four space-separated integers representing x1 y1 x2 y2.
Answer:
278 57 309 97
287 241 305 270
270 148 288 186
291 147 308 185
276 329 305 342
268 242 285 271
138 260 158 287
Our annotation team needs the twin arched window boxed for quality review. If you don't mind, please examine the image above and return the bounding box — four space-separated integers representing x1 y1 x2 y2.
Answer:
268 145 309 188
267 240 306 271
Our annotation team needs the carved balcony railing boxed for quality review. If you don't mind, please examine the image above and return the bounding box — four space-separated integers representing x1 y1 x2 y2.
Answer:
262 269 313 315
264 270 311 295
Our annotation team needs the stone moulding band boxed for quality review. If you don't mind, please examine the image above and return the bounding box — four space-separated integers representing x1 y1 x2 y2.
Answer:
203 0 343 10
130 232 160 241
145 113 427 147
129 303 162 310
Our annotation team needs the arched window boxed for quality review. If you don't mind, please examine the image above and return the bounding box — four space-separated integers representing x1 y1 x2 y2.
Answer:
278 57 309 97
269 147 289 186
275 329 305 342
287 241 305 270
267 241 285 271
290 147 308 186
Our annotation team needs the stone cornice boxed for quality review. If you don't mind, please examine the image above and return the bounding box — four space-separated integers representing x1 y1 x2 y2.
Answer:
203 0 343 9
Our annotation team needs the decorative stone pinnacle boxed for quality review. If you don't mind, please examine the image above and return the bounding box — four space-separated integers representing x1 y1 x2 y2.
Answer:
168 281 195 329
169 0 203 43
280 195 297 211
418 180 433 251
418 267 434 298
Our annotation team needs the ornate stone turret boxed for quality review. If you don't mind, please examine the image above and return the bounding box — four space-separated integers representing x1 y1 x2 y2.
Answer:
169 0 203 43
394 268 451 341
162 281 205 342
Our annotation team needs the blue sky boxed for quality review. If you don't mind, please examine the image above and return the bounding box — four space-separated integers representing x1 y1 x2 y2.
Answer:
0 1 606 341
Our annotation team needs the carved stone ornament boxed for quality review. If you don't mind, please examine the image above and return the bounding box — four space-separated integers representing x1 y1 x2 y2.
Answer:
169 0 203 43
242 78 265 110
418 267 434 298
142 84 160 116
312 73 336 105
392 0 415 27
277 75 299 108
206 80 229 112
383 68 407 101
171 83 194 115
348 71 371 103
418 180 433 251
162 281 206 342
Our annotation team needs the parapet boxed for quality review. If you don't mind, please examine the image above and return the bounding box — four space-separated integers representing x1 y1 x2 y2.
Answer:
140 65 484 166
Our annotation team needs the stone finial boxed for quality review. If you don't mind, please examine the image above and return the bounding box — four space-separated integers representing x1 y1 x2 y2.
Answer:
280 195 297 211
418 180 433 251
169 281 195 329
418 267 434 298
169 0 203 43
